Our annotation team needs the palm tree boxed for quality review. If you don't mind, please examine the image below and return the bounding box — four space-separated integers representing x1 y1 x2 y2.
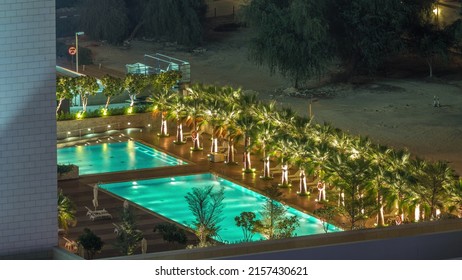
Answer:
309 141 332 202
411 159 457 220
326 153 375 230
148 71 182 137
367 144 392 227
234 92 259 173
166 93 188 144
185 85 206 151
383 149 415 223
149 88 172 137
202 87 229 153
287 138 313 196
255 122 278 179
58 189 76 233
253 101 284 179
273 136 293 187
224 121 242 165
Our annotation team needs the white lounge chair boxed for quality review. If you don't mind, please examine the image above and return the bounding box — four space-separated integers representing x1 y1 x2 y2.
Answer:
270 164 282 172
113 223 122 235
85 206 112 221
288 170 301 181
183 132 192 141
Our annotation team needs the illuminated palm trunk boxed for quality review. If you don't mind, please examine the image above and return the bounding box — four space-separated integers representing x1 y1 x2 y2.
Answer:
243 136 252 172
175 121 184 143
338 190 345 207
159 112 168 136
210 137 218 153
317 181 326 201
226 138 235 163
192 132 201 150
298 169 308 195
377 192 385 227
280 163 289 185
414 204 420 222
262 156 271 178
191 121 201 151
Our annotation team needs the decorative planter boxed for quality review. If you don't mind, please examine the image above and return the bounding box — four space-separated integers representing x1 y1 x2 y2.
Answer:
58 165 79 181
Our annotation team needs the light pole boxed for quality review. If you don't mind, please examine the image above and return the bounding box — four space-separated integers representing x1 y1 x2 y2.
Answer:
75 31 85 72
433 3 439 29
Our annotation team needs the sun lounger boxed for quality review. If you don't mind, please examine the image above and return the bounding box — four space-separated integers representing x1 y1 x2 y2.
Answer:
113 223 122 235
183 132 192 141
85 206 112 221
270 164 282 172
288 170 301 181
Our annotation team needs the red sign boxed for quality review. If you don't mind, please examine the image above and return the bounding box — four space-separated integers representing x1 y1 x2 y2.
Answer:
68 47 76 56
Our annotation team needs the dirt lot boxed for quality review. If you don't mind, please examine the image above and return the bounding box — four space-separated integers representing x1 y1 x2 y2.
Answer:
82 26 462 175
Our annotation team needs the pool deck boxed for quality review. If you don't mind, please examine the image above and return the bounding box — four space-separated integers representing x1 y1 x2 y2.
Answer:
58 122 348 259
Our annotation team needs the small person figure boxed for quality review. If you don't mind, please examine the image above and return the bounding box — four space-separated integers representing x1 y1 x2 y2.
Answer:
433 96 437 107
436 96 440 107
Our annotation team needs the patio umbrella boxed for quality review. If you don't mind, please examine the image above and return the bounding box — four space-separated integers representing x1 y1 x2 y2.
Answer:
93 184 99 210
141 238 147 254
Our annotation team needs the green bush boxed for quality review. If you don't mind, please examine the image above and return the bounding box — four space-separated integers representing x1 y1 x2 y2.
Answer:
57 111 75 121
57 105 151 121
58 164 74 175
107 107 125 116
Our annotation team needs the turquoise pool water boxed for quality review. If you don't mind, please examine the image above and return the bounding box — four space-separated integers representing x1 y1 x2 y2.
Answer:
100 173 341 243
57 141 186 175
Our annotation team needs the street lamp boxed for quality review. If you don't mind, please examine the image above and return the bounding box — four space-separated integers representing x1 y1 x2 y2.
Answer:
433 3 439 28
75 31 85 73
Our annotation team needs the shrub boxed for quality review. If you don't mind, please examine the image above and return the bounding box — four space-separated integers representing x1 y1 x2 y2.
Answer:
78 228 104 259
57 111 76 121
153 223 187 245
58 164 74 175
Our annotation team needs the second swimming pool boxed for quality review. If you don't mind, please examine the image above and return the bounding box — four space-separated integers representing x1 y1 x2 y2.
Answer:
57 141 186 175
100 173 341 243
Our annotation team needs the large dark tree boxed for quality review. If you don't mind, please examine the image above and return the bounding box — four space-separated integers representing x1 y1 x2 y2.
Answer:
327 0 408 73
126 0 207 46
78 0 130 44
241 0 332 88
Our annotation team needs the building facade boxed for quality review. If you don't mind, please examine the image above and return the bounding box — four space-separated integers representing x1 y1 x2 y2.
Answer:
0 0 57 258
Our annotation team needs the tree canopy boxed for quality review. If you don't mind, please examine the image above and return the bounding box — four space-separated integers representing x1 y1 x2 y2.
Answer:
241 0 462 82
242 0 331 88
77 0 206 46
78 0 130 44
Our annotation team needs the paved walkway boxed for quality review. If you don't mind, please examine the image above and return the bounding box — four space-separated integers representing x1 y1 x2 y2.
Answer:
58 120 347 259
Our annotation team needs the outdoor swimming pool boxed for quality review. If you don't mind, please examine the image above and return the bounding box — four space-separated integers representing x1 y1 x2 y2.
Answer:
57 141 186 175
100 173 341 243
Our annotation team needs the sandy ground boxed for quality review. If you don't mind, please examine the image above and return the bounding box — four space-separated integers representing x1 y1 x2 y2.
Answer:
82 27 462 175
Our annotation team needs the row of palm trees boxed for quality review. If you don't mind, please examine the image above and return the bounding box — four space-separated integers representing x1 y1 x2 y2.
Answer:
57 72 462 230
150 82 461 230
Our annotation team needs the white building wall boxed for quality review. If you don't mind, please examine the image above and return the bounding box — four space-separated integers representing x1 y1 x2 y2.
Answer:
0 0 57 258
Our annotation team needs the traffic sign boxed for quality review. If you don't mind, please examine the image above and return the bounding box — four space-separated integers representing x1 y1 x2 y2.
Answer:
68 46 76 56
